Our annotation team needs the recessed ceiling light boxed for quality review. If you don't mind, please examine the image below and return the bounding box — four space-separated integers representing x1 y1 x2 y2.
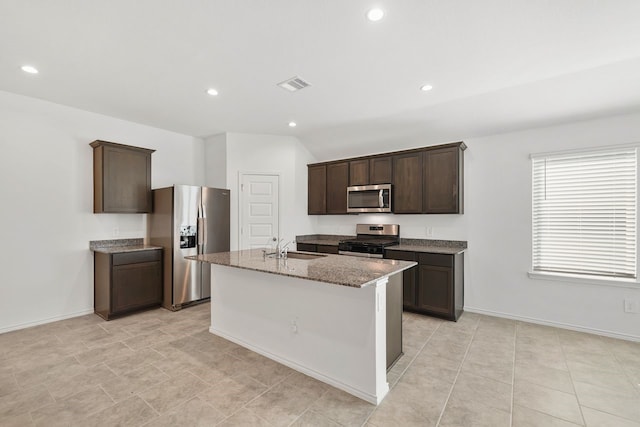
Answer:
420 84 433 92
21 65 38 74
366 8 384 22
206 88 218 96
288 122 297 128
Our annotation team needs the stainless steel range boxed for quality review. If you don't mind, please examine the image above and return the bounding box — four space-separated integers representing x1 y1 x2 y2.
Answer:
338 224 400 258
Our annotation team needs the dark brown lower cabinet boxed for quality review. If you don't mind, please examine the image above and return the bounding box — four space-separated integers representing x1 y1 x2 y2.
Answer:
316 244 339 254
94 249 162 320
296 242 318 252
385 250 463 321
382 250 417 308
296 242 340 254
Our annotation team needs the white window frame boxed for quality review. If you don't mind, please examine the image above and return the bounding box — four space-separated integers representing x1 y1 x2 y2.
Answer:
528 144 640 289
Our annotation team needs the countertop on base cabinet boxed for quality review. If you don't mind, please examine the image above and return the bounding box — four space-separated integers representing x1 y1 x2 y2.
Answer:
93 246 163 320
385 250 464 321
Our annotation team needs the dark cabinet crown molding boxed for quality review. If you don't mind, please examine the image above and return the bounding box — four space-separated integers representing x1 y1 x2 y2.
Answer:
308 141 465 167
90 140 156 154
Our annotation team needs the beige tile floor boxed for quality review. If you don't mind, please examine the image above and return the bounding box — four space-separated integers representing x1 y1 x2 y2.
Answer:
0 303 638 426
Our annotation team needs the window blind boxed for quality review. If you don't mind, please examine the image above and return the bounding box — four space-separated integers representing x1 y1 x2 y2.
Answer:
532 147 637 279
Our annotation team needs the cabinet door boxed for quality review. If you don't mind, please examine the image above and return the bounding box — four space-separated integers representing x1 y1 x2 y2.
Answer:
403 267 417 308
102 145 152 213
417 264 453 316
349 160 369 186
384 250 417 308
369 156 392 184
308 165 327 214
112 261 162 314
393 152 423 213
317 244 339 254
423 146 460 213
326 162 349 214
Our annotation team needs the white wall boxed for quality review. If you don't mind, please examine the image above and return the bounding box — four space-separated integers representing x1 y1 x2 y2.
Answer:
223 133 316 250
315 112 640 340
465 113 640 340
0 91 205 332
203 133 227 188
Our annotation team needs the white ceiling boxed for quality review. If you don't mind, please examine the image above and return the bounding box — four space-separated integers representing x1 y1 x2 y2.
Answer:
2 0 640 160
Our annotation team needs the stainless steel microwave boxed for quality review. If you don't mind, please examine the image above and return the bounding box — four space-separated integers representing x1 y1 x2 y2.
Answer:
347 184 392 213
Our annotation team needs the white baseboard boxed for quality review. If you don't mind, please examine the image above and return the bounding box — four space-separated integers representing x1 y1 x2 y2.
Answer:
464 306 640 342
210 326 387 405
0 308 95 334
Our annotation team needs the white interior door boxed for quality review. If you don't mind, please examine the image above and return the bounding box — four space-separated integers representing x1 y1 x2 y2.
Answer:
240 173 279 250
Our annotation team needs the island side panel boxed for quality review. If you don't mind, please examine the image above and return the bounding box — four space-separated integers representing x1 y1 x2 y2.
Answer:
209 264 389 404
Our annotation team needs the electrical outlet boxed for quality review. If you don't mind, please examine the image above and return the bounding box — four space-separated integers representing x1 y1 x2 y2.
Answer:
426 227 434 238
290 319 298 333
112 227 119 237
624 299 639 313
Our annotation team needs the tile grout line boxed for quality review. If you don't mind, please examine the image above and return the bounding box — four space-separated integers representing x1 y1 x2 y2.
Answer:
212 368 295 426
361 320 445 427
509 322 519 427
574 335 640 424
434 317 480 427
556 328 587 426
602 336 640 398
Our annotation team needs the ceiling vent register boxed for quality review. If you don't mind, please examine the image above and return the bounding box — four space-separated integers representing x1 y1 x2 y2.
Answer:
277 76 311 92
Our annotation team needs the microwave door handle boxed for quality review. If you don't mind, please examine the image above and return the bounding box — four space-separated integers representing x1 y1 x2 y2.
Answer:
379 189 384 208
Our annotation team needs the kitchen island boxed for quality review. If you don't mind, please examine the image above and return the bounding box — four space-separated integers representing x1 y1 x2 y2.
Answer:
187 249 416 404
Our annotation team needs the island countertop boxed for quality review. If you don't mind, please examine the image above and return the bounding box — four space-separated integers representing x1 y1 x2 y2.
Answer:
187 249 416 288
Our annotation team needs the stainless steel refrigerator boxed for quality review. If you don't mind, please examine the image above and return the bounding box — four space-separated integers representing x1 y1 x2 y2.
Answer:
148 185 230 310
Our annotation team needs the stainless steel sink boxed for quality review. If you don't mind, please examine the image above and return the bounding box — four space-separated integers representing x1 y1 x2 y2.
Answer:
285 252 328 260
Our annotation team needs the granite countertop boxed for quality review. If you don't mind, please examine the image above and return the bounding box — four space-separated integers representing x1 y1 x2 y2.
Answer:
386 245 464 254
296 234 467 254
89 238 163 254
295 234 354 246
92 244 163 254
390 238 467 254
187 249 415 288
296 238 344 246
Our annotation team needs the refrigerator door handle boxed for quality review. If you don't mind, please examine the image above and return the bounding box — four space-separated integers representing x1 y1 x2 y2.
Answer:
197 202 204 248
200 200 207 245
197 217 205 247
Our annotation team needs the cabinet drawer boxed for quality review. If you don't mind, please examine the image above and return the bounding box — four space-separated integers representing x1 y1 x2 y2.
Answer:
296 243 317 252
317 244 339 254
418 253 453 267
384 250 416 261
112 250 161 266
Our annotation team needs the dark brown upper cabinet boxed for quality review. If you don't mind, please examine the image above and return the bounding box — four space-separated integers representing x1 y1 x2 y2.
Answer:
326 162 349 214
349 159 369 186
306 141 465 215
423 145 464 214
369 156 392 184
350 156 392 186
91 140 154 213
392 152 423 214
308 164 327 214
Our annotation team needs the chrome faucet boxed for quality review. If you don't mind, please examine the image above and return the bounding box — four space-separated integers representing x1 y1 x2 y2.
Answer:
263 239 294 259
278 240 293 259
